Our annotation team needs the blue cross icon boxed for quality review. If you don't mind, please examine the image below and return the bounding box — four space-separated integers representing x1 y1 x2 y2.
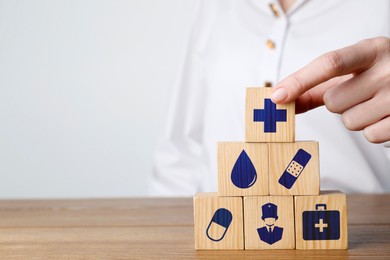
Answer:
253 98 287 133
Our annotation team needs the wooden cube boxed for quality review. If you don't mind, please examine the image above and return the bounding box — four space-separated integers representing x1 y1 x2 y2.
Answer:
295 191 348 249
218 142 269 196
193 192 244 250
244 196 295 249
245 87 295 142
269 141 320 195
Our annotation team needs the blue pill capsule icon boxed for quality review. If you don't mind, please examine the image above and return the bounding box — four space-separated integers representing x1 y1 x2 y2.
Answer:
206 208 233 242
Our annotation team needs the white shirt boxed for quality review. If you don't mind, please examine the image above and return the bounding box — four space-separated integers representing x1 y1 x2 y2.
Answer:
149 0 390 196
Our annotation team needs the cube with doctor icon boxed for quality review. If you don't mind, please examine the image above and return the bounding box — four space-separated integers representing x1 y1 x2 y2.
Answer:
244 196 295 249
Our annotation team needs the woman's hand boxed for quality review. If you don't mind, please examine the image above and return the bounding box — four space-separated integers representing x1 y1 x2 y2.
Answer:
271 37 390 144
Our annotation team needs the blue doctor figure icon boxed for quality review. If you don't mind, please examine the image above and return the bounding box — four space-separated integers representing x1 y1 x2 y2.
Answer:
257 203 284 245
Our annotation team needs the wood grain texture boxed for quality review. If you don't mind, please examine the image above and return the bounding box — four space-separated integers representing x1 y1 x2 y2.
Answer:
269 141 320 195
295 191 348 249
0 195 388 259
244 196 295 249
245 87 295 142
193 193 244 250
0 198 193 227
218 142 268 196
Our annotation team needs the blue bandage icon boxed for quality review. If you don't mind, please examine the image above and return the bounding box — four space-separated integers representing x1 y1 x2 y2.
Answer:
278 149 312 189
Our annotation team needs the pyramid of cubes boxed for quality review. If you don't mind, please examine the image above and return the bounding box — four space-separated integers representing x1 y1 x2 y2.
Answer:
194 86 348 250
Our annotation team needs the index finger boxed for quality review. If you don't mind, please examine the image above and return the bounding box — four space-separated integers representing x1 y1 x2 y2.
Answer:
271 39 378 104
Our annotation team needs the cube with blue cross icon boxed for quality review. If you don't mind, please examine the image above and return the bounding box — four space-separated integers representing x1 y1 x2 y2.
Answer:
245 87 295 142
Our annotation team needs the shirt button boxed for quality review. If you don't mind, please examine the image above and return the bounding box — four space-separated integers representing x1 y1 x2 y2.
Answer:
269 3 280 17
266 39 276 49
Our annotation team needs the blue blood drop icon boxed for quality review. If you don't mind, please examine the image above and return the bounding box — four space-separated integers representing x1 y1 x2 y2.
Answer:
231 150 257 189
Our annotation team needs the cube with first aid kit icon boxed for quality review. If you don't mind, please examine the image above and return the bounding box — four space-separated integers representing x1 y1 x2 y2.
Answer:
294 190 348 249
245 87 295 143
193 192 244 250
217 142 269 196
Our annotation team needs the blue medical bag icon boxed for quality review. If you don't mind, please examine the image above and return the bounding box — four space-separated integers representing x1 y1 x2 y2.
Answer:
302 204 340 240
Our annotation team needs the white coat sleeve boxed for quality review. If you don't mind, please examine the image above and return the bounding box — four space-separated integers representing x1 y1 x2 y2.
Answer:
148 0 216 196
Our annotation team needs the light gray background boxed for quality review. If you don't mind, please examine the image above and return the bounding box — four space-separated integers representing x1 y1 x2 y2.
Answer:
0 0 197 198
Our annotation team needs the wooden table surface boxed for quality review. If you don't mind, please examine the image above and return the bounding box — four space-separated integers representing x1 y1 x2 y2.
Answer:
0 195 389 259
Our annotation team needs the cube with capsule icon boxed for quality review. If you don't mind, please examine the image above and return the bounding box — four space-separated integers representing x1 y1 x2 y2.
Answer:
193 192 244 250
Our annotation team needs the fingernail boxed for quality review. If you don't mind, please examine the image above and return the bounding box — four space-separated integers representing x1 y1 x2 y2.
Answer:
271 88 288 103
